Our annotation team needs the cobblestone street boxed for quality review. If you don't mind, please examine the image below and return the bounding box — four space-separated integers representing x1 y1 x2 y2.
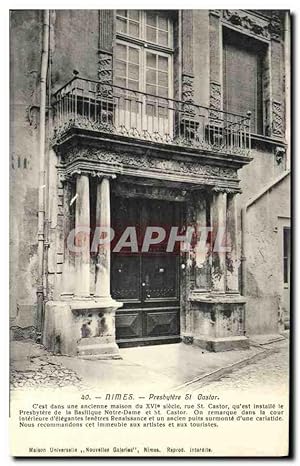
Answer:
197 338 289 393
10 342 83 390
10 336 289 392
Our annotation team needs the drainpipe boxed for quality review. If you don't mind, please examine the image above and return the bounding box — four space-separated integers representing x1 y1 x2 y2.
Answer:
36 10 50 340
240 207 247 297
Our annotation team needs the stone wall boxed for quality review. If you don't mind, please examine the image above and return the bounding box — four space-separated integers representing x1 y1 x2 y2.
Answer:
241 174 290 334
10 10 42 338
51 10 99 91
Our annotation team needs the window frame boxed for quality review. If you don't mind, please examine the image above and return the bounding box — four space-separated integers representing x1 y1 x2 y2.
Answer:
115 10 174 53
114 40 142 92
114 11 174 100
222 25 267 136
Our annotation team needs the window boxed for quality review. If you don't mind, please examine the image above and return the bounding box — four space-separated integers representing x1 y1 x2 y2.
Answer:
115 42 140 91
145 11 170 47
116 10 173 48
283 227 290 286
223 28 266 135
116 10 141 38
115 10 173 99
114 10 174 136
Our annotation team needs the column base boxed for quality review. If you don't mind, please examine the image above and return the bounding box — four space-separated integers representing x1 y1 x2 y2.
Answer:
193 335 249 352
43 297 123 359
189 292 248 352
78 339 122 360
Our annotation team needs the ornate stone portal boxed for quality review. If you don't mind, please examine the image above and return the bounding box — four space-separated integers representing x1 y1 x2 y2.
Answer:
43 125 252 355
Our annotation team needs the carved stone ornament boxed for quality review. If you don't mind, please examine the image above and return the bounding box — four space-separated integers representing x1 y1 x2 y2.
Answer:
64 147 238 182
98 51 113 84
274 146 286 165
182 75 194 103
272 101 284 137
268 13 281 41
211 186 238 194
98 51 113 98
222 10 272 41
210 82 221 109
209 81 222 119
58 145 242 191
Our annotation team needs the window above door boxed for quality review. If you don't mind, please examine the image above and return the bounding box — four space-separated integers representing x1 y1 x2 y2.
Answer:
116 10 173 49
114 11 173 100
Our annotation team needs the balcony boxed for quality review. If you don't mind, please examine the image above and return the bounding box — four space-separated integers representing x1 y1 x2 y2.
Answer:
52 77 251 157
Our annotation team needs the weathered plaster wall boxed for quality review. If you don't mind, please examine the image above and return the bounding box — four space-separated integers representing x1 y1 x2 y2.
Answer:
10 10 42 335
239 144 286 205
193 10 210 108
51 10 99 91
241 172 290 335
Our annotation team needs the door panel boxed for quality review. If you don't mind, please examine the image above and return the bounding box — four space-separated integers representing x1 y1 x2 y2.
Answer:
111 196 181 346
142 255 178 301
146 310 180 337
111 255 141 302
115 312 142 340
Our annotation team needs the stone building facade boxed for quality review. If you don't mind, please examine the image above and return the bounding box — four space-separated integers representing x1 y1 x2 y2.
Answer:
10 10 291 357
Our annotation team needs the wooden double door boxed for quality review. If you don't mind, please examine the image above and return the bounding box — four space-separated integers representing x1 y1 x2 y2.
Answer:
111 196 181 347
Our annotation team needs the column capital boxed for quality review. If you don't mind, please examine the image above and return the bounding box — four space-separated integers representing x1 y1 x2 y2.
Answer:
91 171 117 181
212 186 239 194
61 169 117 182
70 169 83 178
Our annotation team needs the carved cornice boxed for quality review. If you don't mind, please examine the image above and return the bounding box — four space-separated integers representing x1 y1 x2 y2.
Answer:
66 147 237 179
222 10 281 42
268 13 282 41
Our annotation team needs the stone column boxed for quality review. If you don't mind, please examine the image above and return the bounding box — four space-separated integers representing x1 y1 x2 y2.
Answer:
194 195 209 290
226 194 239 293
211 190 227 293
95 176 111 298
74 173 90 297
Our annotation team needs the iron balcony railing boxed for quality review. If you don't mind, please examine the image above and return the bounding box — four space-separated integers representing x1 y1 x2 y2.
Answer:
52 77 251 156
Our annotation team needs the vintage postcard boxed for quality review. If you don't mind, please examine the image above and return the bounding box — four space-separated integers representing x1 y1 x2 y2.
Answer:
9 7 291 457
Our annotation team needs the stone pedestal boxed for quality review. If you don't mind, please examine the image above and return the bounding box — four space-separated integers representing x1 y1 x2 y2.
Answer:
43 297 122 359
189 292 249 351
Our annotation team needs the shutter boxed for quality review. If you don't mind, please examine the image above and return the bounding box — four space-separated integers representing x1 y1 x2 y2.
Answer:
223 31 263 134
